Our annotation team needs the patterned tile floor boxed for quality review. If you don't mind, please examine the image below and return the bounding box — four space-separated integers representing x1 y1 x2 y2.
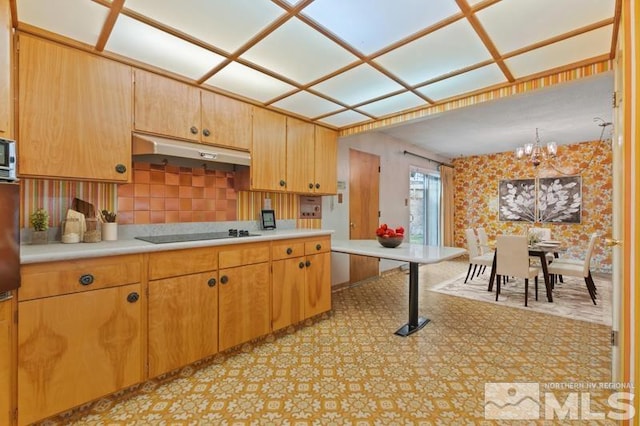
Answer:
45 259 614 425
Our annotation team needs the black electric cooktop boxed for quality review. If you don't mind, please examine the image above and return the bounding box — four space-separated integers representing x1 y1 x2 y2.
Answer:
135 230 260 244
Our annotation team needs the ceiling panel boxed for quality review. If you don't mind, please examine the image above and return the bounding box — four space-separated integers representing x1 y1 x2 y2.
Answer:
310 64 404 106
123 0 284 54
301 0 460 55
358 92 426 117
203 61 296 103
478 0 616 54
374 19 492 86
418 64 507 101
17 0 108 46
319 110 371 127
271 90 344 118
106 15 225 80
241 17 358 84
505 26 613 79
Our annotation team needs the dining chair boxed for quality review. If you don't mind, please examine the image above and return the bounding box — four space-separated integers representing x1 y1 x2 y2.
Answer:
546 233 599 304
476 227 493 255
464 228 494 283
528 227 555 263
495 235 540 307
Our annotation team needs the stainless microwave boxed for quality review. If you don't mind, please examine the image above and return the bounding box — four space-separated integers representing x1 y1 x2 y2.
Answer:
0 138 16 182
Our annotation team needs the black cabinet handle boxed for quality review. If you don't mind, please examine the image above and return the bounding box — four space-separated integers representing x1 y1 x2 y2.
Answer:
115 164 127 174
79 274 94 286
299 262 305 269
286 247 293 255
316 244 322 251
308 183 314 189
207 278 217 287
279 180 286 187
202 128 211 137
127 292 139 303
220 275 229 284
315 183 320 189
190 126 199 134
305 260 311 268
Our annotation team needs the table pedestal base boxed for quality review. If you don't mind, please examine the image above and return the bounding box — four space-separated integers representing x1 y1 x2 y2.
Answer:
395 316 430 336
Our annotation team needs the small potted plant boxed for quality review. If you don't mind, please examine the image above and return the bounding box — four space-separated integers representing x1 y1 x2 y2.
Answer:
101 209 118 241
30 208 49 244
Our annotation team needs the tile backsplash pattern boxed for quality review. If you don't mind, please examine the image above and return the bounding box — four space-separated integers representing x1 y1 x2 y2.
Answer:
117 162 237 224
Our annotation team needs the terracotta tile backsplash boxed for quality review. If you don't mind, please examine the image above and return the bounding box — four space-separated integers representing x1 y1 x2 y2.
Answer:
118 162 237 225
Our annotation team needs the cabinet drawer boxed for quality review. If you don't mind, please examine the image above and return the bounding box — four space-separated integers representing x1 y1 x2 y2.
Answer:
304 237 330 255
272 240 305 261
19 254 143 301
219 242 270 269
148 247 218 280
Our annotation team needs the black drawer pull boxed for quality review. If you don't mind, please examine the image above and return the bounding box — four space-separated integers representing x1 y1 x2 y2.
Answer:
315 183 320 189
315 244 322 251
202 128 211 137
298 261 305 269
115 164 127 174
308 183 314 189
127 292 139 303
190 126 198 134
279 180 286 187
305 260 311 268
208 278 217 287
286 248 293 255
79 274 94 286
220 275 229 284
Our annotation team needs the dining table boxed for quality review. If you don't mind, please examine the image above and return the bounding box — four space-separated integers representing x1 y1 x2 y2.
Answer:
487 243 563 302
331 239 466 337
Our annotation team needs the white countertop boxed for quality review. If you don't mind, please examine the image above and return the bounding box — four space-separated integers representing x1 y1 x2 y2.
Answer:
331 239 466 264
21 229 333 264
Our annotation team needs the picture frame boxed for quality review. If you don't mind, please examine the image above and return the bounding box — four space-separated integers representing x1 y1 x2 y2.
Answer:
537 176 582 223
260 209 276 230
498 178 536 222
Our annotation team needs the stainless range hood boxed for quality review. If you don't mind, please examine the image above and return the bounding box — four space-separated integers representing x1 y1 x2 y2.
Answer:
132 132 251 171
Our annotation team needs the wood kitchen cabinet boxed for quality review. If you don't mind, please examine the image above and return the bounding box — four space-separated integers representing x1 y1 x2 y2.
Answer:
218 242 271 351
134 70 252 150
18 34 132 182
244 107 288 192
0 296 13 426
313 126 338 194
18 254 144 426
271 236 332 331
147 248 219 377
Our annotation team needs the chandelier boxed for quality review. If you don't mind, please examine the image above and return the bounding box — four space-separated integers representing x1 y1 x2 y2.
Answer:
515 128 557 167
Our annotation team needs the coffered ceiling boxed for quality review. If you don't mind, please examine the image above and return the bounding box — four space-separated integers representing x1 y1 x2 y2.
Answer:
12 0 618 156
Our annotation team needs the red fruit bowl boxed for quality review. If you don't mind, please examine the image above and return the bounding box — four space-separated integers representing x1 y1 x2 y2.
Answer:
377 235 404 248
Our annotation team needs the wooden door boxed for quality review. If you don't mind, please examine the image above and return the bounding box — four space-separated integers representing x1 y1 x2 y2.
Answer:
304 251 332 318
18 284 142 426
251 108 287 191
18 35 132 182
200 91 252 150
314 126 338 194
0 299 12 426
286 117 315 193
272 257 305 331
218 262 270 351
349 149 380 283
133 69 201 141
148 271 218 377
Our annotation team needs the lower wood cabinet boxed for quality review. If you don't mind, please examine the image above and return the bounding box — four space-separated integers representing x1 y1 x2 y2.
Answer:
0 298 13 426
271 256 306 331
148 271 218 377
17 284 143 426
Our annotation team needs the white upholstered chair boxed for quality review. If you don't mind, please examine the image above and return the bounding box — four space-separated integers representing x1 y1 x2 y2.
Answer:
464 228 494 283
528 227 555 263
546 233 598 305
495 235 540 307
476 227 493 255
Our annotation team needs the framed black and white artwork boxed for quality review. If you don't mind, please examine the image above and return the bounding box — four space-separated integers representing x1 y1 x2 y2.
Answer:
498 178 536 222
537 176 582 223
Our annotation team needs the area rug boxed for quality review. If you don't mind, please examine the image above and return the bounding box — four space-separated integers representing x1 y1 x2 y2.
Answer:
428 270 612 326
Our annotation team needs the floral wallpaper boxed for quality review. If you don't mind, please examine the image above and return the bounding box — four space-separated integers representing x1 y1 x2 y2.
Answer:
453 140 613 272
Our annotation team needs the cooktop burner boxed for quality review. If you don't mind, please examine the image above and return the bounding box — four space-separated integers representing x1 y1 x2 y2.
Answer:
135 229 260 244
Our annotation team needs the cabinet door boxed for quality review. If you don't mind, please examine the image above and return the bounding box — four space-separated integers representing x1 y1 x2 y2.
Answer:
148 272 218 377
251 108 287 191
304 251 332 318
286 117 315 193
218 262 270 351
18 284 143 426
201 91 252 150
272 257 305 331
18 35 132 182
133 69 201 141
0 299 12 426
314 126 338 194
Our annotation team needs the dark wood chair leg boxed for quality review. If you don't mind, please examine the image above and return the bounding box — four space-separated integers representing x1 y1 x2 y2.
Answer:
524 278 529 307
585 276 597 305
534 276 538 301
472 264 478 278
496 275 501 301
464 264 473 283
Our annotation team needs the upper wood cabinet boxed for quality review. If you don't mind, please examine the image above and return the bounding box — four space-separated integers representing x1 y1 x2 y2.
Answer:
246 107 287 191
134 70 252 150
286 117 315 193
313 126 338 194
18 34 133 182
201 91 251 150
0 0 12 137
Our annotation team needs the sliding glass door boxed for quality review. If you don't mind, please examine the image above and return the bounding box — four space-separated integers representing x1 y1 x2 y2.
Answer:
409 167 441 245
